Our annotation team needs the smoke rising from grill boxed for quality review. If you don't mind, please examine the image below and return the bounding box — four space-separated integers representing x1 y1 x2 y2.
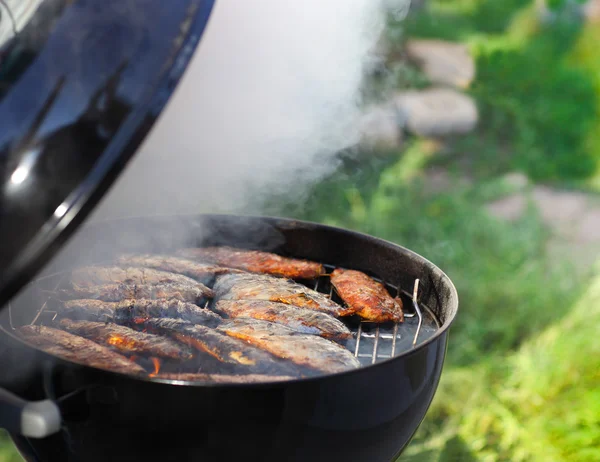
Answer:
90 0 410 220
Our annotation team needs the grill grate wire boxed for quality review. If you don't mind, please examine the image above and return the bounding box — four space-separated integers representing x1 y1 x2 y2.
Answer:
313 266 432 366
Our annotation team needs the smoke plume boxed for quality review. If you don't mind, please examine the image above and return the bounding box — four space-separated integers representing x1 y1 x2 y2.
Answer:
90 0 410 220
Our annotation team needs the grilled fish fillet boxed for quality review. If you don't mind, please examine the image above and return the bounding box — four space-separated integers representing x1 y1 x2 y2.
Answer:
156 373 294 384
330 269 404 323
214 273 345 316
59 319 193 360
59 282 213 304
215 300 352 339
138 318 300 376
59 299 222 327
115 254 241 283
219 319 361 373
17 325 145 375
177 247 324 279
71 266 201 288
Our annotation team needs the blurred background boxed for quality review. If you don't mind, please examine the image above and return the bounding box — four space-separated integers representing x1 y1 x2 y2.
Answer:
2 0 599 460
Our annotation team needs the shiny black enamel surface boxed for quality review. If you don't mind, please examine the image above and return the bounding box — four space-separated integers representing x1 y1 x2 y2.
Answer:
0 215 458 462
0 0 215 308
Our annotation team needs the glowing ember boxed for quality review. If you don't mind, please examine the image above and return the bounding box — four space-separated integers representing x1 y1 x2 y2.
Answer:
149 357 161 377
107 335 137 350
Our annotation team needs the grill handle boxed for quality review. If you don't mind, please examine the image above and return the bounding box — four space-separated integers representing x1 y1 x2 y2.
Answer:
0 388 61 438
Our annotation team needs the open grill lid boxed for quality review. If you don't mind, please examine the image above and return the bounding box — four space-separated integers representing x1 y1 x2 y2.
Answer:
0 0 216 306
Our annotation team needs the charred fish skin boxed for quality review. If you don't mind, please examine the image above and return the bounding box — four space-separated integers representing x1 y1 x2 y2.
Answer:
17 325 145 375
59 299 222 327
213 273 346 316
177 247 324 280
155 373 295 384
330 269 404 323
115 254 241 284
214 300 352 340
139 318 302 377
71 266 201 288
218 319 361 374
58 319 193 361
59 282 213 304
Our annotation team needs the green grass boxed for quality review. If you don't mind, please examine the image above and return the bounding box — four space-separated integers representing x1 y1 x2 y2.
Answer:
0 432 20 462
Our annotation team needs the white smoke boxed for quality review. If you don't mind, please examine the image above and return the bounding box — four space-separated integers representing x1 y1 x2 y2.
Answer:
91 0 410 220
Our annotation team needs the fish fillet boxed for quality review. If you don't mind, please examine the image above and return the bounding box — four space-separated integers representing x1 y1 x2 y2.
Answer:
178 247 324 279
18 325 145 375
215 300 352 339
330 269 404 323
219 319 361 373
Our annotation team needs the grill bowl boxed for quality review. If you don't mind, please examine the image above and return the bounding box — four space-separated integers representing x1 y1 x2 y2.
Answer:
0 214 458 462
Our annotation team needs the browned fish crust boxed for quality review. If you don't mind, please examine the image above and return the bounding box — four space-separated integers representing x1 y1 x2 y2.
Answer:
71 266 201 288
138 318 301 377
155 373 295 384
115 254 241 283
219 319 361 373
214 273 345 316
59 299 222 327
330 269 404 323
17 325 145 375
215 300 352 339
177 247 324 279
58 319 193 360
60 282 213 304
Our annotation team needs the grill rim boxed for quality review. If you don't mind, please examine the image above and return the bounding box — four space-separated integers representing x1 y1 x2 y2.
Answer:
0 213 459 388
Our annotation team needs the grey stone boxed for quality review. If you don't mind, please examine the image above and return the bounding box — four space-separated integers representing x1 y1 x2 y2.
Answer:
576 208 600 243
358 104 403 150
486 194 527 222
395 88 478 137
531 186 589 235
503 172 529 190
582 0 600 20
405 39 475 89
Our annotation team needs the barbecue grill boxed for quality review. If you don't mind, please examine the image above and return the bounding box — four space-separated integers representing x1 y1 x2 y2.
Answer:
0 1 458 461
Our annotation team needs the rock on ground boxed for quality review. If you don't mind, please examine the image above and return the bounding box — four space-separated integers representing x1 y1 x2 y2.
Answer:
405 39 475 89
395 88 478 137
583 0 600 21
486 194 528 222
358 104 403 151
531 186 590 237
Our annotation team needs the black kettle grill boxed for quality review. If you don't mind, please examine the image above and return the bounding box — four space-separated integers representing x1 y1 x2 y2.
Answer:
0 2 458 461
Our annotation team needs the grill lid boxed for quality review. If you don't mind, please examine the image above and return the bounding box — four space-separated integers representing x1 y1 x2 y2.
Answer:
0 0 215 306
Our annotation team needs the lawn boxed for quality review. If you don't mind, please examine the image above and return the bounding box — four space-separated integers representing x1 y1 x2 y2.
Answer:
1 1 599 461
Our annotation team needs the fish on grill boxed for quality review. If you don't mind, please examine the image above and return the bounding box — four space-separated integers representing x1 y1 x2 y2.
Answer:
214 273 346 316
138 318 302 376
58 319 193 360
156 373 295 384
219 319 361 373
215 300 352 339
59 299 222 327
70 266 202 288
59 282 213 304
330 269 404 323
115 254 241 283
17 325 145 375
177 247 324 279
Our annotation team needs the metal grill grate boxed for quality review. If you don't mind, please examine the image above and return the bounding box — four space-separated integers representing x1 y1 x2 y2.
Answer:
7 263 440 367
312 266 439 367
